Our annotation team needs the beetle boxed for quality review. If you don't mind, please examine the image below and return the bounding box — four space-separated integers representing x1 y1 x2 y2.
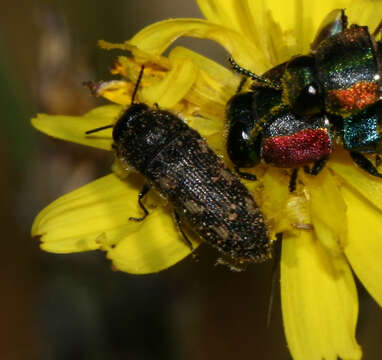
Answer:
86 67 271 266
226 9 382 191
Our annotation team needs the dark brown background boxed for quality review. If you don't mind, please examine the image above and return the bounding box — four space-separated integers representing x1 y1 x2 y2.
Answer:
1 1 381 359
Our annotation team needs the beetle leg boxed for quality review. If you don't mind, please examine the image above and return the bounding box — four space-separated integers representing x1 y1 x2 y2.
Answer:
376 155 382 167
289 168 299 192
236 77 247 93
129 184 151 222
174 212 195 253
235 166 257 181
303 156 328 176
350 151 382 178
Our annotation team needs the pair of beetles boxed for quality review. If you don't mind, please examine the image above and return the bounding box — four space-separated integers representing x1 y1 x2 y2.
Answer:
87 9 382 266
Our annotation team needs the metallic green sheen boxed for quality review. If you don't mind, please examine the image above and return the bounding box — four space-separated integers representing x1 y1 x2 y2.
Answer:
282 56 316 102
343 102 382 152
281 55 324 115
316 25 377 91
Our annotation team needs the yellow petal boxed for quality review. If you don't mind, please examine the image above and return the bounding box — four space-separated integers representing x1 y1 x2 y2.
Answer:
306 169 347 256
129 18 269 73
140 56 197 108
262 167 291 234
99 40 171 70
91 80 133 105
197 0 312 64
31 105 122 150
32 174 145 253
329 150 382 213
292 0 346 54
204 131 226 157
239 0 300 64
346 0 382 31
197 0 293 64
285 194 312 232
196 0 247 38
107 209 199 274
281 231 361 360
342 184 382 307
32 173 199 273
170 46 239 109
187 114 224 138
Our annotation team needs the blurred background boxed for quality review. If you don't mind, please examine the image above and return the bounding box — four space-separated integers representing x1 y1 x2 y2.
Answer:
1 1 382 359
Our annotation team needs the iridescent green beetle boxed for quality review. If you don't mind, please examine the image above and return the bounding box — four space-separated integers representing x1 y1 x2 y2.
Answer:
227 9 382 188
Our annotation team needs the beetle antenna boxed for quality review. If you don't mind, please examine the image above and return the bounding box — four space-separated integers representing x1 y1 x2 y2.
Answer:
85 124 114 135
228 57 281 90
131 65 145 104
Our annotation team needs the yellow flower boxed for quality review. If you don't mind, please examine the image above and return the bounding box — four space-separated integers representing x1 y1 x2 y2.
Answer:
31 0 382 359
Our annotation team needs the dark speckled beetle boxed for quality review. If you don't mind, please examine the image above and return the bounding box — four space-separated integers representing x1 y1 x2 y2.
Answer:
86 67 270 265
227 9 382 190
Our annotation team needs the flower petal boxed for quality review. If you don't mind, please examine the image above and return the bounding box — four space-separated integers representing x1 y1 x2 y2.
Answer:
99 40 170 71
32 174 144 253
170 46 239 110
342 184 382 307
187 114 224 138
306 169 347 256
262 167 291 234
129 18 269 73
89 80 133 106
281 231 361 360
197 0 296 64
241 0 301 64
32 173 198 273
329 149 382 213
140 55 197 108
107 209 199 274
197 0 322 65
346 0 382 31
204 131 226 157
196 0 247 38
293 1 347 53
31 105 122 150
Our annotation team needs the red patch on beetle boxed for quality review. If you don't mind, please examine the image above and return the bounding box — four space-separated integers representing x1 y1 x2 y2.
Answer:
328 81 379 113
262 128 332 167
